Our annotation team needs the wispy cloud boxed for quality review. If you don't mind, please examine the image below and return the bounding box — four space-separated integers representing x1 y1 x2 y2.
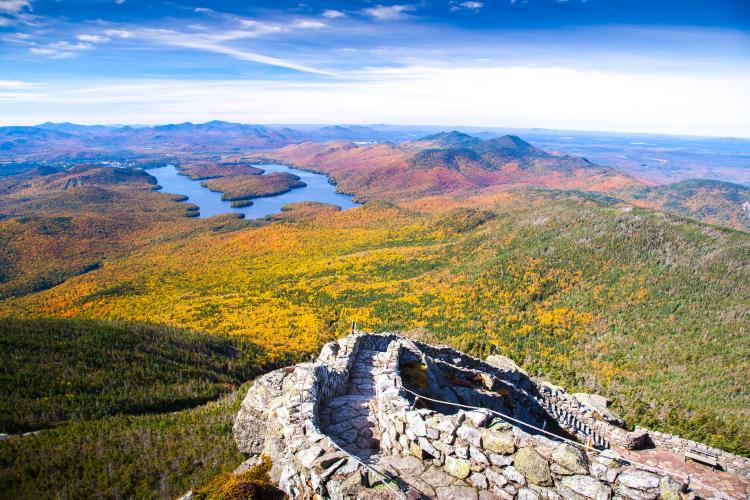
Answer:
76 34 109 43
141 27 335 75
30 30 132 58
104 29 133 39
293 19 327 29
322 9 345 19
30 41 92 59
0 79 40 89
451 1 484 11
362 4 416 21
124 16 340 74
17 15 332 74
0 0 31 14
236 19 284 36
0 0 32 26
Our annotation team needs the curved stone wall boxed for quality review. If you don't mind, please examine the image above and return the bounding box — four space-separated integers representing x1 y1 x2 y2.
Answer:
233 332 745 499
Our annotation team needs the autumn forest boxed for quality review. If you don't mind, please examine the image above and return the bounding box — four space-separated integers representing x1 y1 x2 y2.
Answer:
0 123 748 498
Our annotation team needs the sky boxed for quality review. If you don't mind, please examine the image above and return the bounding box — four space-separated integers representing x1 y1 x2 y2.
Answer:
0 0 749 137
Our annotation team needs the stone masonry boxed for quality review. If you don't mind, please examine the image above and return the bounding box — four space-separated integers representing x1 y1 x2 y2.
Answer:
233 332 749 499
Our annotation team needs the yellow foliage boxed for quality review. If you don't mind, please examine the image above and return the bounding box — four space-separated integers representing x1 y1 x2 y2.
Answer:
194 456 283 500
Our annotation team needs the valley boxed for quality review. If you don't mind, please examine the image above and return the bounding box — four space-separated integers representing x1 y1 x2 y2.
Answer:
2 0 747 496
0 124 748 498
0 318 289 499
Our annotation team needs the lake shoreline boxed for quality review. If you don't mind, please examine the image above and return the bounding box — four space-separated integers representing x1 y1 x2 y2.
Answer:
149 163 359 219
245 156 361 199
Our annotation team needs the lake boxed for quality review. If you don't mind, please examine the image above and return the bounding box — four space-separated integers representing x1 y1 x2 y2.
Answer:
149 163 359 219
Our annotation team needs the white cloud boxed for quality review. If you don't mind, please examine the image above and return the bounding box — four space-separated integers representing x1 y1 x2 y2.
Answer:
77 34 109 43
237 19 284 36
362 4 415 21
0 79 39 89
1 66 747 137
30 41 91 58
0 0 31 14
194 7 213 13
450 1 484 11
104 29 133 38
18 17 332 71
29 32 126 58
2 31 30 40
294 19 326 29
115 0 125 4
0 16 11 26
322 9 345 19
121 17 337 74
141 28 334 75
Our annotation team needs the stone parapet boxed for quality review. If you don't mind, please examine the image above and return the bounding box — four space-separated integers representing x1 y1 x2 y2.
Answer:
645 429 750 481
232 332 744 498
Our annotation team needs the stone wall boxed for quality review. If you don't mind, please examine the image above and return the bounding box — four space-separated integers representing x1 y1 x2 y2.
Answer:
644 429 750 481
535 383 648 451
232 332 742 498
410 339 649 452
371 339 685 499
233 333 410 499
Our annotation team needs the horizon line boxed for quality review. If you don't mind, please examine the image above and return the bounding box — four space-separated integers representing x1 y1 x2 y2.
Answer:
5 121 750 141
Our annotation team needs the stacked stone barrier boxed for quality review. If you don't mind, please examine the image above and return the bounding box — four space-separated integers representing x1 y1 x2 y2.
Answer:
231 332 745 498
644 429 750 481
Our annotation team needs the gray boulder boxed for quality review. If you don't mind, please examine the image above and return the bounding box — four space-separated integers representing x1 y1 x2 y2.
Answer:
233 368 291 454
616 470 661 491
551 443 589 475
514 447 552 486
485 354 528 382
572 393 625 427
559 475 611 499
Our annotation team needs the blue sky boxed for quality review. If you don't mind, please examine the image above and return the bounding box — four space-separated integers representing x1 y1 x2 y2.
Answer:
1 0 749 136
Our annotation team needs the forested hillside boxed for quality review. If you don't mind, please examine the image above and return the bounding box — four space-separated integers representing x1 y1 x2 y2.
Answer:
3 194 748 456
0 318 297 499
626 178 750 232
0 383 250 499
261 134 750 232
0 318 283 432
0 165 249 298
1 129 748 500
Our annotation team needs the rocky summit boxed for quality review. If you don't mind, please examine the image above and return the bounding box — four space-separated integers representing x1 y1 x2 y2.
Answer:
233 332 750 499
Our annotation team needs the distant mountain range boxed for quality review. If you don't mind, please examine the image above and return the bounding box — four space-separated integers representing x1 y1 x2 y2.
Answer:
264 131 641 200
2 121 748 185
0 121 405 157
264 132 750 231
1 122 748 231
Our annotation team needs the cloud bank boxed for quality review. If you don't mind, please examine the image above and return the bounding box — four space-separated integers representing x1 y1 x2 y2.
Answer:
2 66 747 137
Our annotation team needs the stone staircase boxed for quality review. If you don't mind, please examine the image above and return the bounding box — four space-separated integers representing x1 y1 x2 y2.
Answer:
232 332 748 499
319 348 383 462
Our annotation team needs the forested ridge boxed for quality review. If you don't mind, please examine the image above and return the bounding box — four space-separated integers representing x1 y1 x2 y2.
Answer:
0 134 748 498
0 318 300 499
0 318 289 433
3 195 748 456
